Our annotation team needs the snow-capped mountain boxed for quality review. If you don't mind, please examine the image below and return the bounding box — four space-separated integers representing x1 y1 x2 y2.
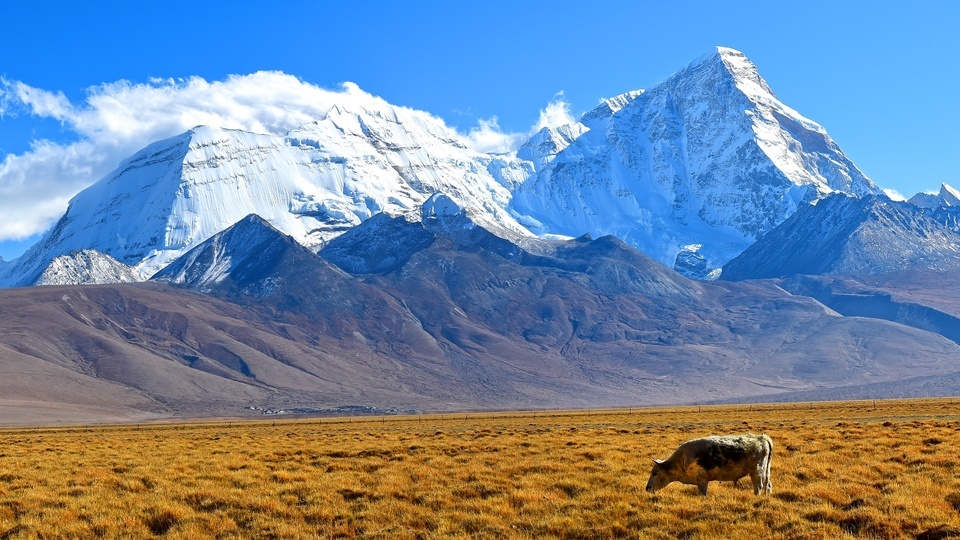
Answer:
721 194 960 280
1 47 884 286
509 47 882 277
0 98 533 287
908 182 960 208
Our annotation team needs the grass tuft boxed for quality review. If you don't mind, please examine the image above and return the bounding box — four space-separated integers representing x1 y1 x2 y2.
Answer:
143 507 182 535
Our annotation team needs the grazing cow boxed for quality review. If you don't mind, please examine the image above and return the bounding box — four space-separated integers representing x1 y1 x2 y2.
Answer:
645 434 772 496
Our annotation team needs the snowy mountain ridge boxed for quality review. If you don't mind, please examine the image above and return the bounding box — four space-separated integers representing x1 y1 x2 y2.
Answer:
1 47 887 286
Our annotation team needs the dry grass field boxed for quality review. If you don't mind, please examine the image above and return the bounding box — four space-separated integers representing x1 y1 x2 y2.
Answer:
2 400 960 539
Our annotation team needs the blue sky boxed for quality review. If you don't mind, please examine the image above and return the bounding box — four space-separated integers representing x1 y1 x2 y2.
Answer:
1 0 959 259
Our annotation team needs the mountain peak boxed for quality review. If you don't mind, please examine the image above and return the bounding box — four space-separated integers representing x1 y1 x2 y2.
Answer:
421 192 464 219
940 183 960 206
581 90 645 125
35 249 139 286
516 123 588 172
685 46 776 99
696 45 748 64
510 46 879 278
151 213 309 291
908 182 960 208
224 213 275 233
185 125 228 145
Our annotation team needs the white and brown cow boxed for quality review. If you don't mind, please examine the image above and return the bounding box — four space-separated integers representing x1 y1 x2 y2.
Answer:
645 434 772 496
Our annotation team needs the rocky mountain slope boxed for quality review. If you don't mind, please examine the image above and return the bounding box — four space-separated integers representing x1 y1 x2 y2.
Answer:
721 194 960 280
719 193 960 351
3 208 959 424
779 272 960 347
33 250 139 286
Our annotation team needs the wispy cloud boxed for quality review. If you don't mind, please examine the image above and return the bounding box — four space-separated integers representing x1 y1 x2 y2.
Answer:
464 117 528 154
882 188 906 201
3 80 75 121
534 93 578 132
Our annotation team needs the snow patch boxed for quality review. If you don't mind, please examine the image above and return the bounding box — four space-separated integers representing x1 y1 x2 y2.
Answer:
35 249 140 286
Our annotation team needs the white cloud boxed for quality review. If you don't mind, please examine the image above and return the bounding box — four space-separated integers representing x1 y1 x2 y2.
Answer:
882 188 907 201
534 92 578 132
464 117 528 154
63 73 368 145
9 81 75 121
0 139 101 239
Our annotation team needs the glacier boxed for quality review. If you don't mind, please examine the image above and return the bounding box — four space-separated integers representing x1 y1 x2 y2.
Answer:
0 46 884 286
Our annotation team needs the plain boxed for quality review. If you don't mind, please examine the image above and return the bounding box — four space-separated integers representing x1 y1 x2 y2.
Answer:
2 400 960 539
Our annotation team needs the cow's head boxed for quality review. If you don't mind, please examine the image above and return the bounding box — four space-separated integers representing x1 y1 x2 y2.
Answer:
645 458 674 493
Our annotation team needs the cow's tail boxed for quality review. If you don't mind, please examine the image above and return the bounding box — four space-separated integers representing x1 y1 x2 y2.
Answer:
761 434 773 493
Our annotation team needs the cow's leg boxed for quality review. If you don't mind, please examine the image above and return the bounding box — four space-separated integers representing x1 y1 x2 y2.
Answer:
764 456 773 493
749 471 761 495
697 482 708 496
763 439 773 493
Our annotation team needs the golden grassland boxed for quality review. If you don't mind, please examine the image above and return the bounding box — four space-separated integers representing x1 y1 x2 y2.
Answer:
3 400 960 539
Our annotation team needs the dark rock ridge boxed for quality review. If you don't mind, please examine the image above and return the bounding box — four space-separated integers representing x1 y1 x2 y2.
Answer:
721 194 960 280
